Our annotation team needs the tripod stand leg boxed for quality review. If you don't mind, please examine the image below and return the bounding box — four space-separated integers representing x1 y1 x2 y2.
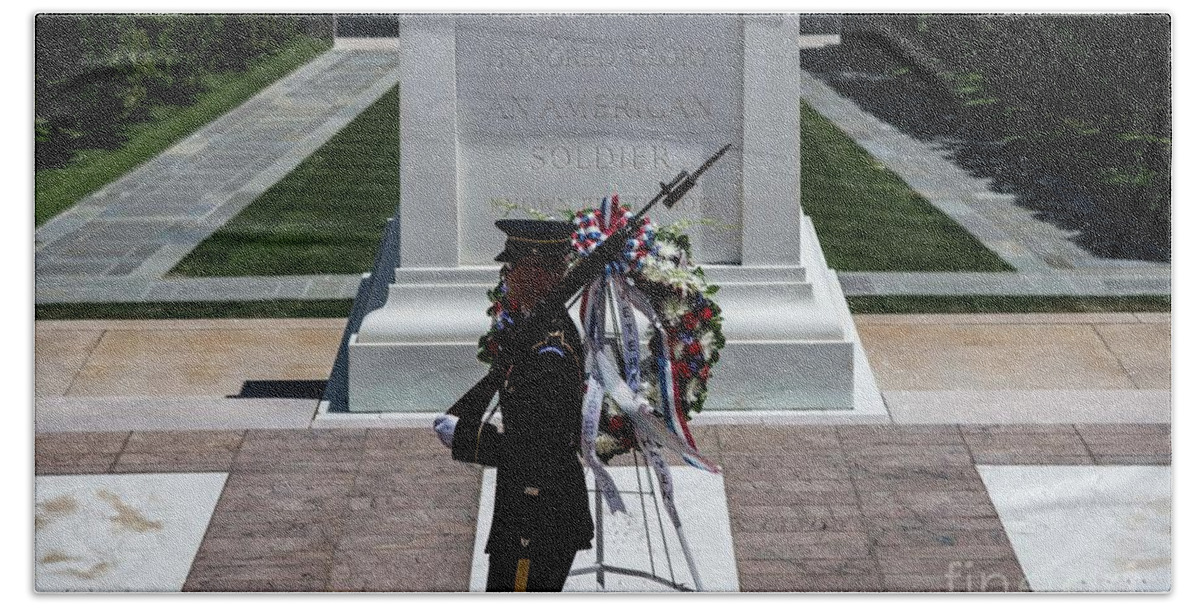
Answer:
675 522 704 592
594 486 605 589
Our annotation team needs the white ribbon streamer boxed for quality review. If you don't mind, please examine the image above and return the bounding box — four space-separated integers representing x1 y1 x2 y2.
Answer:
594 353 720 473
617 281 712 472
580 372 626 514
612 277 642 393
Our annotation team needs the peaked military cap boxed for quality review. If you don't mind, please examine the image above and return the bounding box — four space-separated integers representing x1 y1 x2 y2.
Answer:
494 219 574 263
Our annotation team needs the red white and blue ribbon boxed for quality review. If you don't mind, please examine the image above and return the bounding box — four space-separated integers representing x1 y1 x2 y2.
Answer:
575 194 720 517
617 281 712 472
572 194 655 273
579 278 625 514
580 371 626 514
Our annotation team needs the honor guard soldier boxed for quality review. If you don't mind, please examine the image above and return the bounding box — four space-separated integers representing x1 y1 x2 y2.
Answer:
434 219 594 592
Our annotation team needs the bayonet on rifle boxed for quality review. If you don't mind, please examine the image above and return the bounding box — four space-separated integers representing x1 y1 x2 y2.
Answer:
447 145 732 417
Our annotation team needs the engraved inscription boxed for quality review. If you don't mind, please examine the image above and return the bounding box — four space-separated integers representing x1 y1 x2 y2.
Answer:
454 15 745 264
489 93 714 122
484 38 714 70
530 144 673 171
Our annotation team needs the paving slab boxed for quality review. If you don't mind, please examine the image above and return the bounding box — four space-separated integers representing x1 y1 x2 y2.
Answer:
1075 424 1171 466
469 467 739 592
35 472 228 591
34 315 1172 433
65 327 340 397
114 430 246 473
1092 323 1172 390
837 271 1171 297
1134 312 1172 324
854 313 1144 325
35 432 129 476
884 390 1171 425
858 323 1135 390
961 424 1093 465
36 396 318 433
30 424 1172 592
35 328 104 397
977 465 1171 592
36 318 347 332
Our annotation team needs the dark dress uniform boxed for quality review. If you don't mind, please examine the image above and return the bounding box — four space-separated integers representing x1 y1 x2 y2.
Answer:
448 220 595 592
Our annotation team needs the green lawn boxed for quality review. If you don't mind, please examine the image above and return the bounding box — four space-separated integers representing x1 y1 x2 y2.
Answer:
800 101 1014 272
33 294 1169 320
35 300 353 321
847 295 1170 315
35 36 332 227
169 85 399 277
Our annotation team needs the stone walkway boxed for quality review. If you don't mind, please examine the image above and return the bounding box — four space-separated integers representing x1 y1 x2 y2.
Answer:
33 313 1171 592
837 270 1171 297
34 424 1170 592
35 313 1170 432
35 39 400 305
797 67 1171 297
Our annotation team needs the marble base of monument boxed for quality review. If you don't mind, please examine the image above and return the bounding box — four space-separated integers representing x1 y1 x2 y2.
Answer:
348 216 883 415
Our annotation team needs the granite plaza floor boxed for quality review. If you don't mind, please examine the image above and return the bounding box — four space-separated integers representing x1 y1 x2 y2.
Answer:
33 313 1171 592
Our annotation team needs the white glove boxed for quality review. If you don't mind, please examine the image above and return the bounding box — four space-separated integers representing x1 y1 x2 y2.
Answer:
434 414 459 449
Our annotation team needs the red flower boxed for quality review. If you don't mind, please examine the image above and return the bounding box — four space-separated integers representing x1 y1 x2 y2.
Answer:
672 361 691 379
682 312 698 330
699 365 711 380
686 342 702 356
700 307 713 321
608 416 625 432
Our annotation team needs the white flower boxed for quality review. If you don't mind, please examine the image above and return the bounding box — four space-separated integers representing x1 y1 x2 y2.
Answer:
699 330 716 359
656 241 680 260
685 378 702 403
603 397 621 417
636 394 652 414
673 341 685 359
643 382 660 407
666 270 697 295
662 297 688 323
595 434 620 456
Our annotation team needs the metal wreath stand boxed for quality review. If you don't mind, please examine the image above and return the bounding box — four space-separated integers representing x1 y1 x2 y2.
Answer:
565 280 706 592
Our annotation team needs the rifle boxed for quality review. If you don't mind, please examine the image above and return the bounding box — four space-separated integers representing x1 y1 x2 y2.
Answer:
446 144 731 418
536 143 732 320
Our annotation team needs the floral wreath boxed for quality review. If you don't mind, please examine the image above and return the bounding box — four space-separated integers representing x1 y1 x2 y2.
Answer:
478 196 726 463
